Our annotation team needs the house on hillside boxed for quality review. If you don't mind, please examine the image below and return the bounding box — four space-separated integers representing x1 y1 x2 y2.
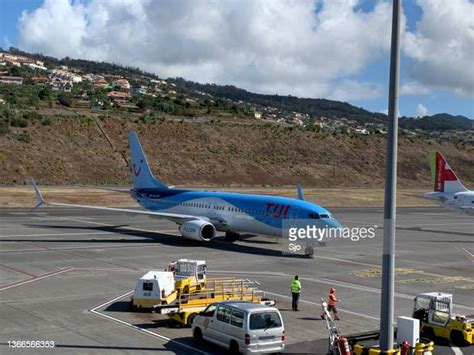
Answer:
50 77 73 92
131 86 147 95
15 56 35 64
107 90 131 102
26 63 47 71
0 76 23 85
355 128 369 135
112 77 130 90
94 79 109 88
50 69 82 83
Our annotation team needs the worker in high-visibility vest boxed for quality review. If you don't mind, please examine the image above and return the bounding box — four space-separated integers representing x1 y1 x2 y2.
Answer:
322 287 340 320
291 275 301 311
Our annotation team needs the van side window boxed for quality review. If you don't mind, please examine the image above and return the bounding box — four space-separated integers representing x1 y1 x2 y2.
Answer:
230 310 244 328
143 282 153 291
216 306 231 323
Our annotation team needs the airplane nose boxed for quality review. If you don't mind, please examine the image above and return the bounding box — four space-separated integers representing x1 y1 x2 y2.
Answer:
328 218 343 229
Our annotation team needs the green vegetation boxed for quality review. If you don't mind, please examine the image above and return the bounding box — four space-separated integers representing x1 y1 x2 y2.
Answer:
13 132 31 143
0 48 470 144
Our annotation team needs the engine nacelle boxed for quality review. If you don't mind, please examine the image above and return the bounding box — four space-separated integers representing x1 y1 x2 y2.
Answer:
179 220 215 242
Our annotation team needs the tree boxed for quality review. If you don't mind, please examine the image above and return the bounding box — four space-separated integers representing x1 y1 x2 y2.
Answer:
38 87 52 100
58 92 72 107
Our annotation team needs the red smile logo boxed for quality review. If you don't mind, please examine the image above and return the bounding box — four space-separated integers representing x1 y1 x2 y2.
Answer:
133 159 143 176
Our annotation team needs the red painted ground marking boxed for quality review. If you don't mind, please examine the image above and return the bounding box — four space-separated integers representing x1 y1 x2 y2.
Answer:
0 268 73 291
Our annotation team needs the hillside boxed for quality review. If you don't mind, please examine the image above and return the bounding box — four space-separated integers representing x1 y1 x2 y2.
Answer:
1 116 472 188
6 48 472 132
400 113 473 131
170 78 385 123
0 48 472 189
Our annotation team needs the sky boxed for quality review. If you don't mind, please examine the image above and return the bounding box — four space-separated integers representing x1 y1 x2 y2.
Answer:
0 0 473 118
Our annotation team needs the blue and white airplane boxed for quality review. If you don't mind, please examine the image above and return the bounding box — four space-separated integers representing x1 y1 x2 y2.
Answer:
32 131 341 255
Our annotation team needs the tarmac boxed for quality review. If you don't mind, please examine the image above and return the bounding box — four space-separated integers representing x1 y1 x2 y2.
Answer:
0 206 473 354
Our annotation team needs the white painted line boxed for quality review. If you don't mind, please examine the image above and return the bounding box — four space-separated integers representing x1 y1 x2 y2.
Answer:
264 290 380 321
212 270 474 312
0 268 73 291
0 232 112 239
89 291 210 355
451 344 463 355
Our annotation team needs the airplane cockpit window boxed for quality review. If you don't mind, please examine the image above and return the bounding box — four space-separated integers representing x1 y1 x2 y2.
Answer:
320 214 330 219
308 213 320 219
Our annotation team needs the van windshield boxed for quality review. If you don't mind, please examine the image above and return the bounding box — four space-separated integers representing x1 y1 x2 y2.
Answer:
249 312 282 330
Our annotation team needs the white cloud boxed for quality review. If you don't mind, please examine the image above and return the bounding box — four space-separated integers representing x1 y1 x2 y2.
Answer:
17 0 472 102
403 0 474 98
2 36 12 50
17 0 393 101
416 103 428 117
400 81 431 96
328 80 384 101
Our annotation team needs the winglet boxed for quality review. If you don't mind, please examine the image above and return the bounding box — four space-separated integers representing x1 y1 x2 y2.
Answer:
297 183 305 200
31 177 46 211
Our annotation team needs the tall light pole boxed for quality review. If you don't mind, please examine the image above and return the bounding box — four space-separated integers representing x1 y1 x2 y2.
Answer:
380 0 401 351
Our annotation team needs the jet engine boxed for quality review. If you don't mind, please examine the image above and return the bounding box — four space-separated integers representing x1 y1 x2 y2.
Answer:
179 220 215 241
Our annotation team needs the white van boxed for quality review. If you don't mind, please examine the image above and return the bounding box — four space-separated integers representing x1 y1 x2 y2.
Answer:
130 271 177 310
192 301 285 354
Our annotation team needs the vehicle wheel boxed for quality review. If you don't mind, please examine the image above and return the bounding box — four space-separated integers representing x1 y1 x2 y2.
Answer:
450 330 465 346
225 232 239 242
229 339 240 354
422 326 435 340
187 313 198 327
193 327 203 344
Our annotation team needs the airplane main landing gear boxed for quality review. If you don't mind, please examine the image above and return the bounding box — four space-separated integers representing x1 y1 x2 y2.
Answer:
225 231 240 242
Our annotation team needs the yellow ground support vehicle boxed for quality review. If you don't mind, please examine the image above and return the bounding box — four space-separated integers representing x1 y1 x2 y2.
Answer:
167 259 207 295
155 278 275 327
412 292 473 345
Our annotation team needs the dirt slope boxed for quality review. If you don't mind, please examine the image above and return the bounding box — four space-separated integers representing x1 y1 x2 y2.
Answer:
0 117 472 189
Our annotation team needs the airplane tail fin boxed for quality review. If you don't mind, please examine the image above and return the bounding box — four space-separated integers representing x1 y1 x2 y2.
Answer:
129 131 168 190
428 151 467 193
31 178 46 211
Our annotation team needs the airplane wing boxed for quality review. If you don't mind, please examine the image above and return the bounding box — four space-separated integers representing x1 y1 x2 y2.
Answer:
77 185 131 193
31 178 203 224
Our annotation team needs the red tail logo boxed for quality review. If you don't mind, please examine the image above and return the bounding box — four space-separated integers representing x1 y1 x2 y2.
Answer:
435 152 457 192
133 159 143 177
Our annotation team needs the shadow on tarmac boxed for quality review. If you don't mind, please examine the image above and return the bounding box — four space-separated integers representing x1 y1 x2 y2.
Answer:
4 223 310 259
